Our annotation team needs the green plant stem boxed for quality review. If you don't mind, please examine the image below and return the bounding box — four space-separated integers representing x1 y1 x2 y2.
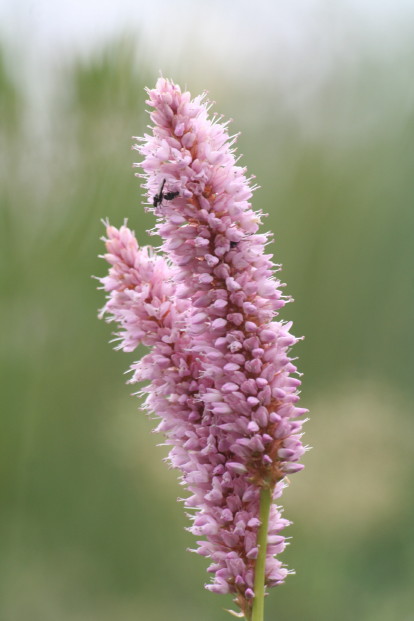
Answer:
251 486 272 621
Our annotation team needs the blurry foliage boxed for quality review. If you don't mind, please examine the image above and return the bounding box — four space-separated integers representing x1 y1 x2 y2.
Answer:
0 33 413 621
0 50 21 134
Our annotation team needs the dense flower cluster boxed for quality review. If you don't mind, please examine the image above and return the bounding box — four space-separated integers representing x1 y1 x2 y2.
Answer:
99 78 307 618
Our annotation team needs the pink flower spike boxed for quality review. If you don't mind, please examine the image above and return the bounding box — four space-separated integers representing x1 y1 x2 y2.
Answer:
97 78 308 621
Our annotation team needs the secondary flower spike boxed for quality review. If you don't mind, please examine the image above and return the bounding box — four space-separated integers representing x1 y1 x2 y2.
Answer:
99 78 308 620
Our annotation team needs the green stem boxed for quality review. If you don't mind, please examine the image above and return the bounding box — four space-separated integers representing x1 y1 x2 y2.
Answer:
251 486 272 621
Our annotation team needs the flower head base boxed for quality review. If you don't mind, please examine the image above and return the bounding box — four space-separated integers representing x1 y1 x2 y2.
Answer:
99 79 308 619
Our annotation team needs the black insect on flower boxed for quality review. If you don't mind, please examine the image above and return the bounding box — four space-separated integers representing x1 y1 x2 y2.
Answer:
153 179 179 208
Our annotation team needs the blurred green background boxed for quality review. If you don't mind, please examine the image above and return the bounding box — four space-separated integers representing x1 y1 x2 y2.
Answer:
1 2 414 620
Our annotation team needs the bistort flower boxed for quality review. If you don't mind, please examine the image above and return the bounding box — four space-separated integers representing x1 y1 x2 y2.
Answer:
99 78 308 620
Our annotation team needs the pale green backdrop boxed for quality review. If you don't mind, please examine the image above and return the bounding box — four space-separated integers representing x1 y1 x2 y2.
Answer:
1 3 414 619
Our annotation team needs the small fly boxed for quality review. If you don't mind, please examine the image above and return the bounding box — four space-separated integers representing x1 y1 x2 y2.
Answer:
153 179 179 208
